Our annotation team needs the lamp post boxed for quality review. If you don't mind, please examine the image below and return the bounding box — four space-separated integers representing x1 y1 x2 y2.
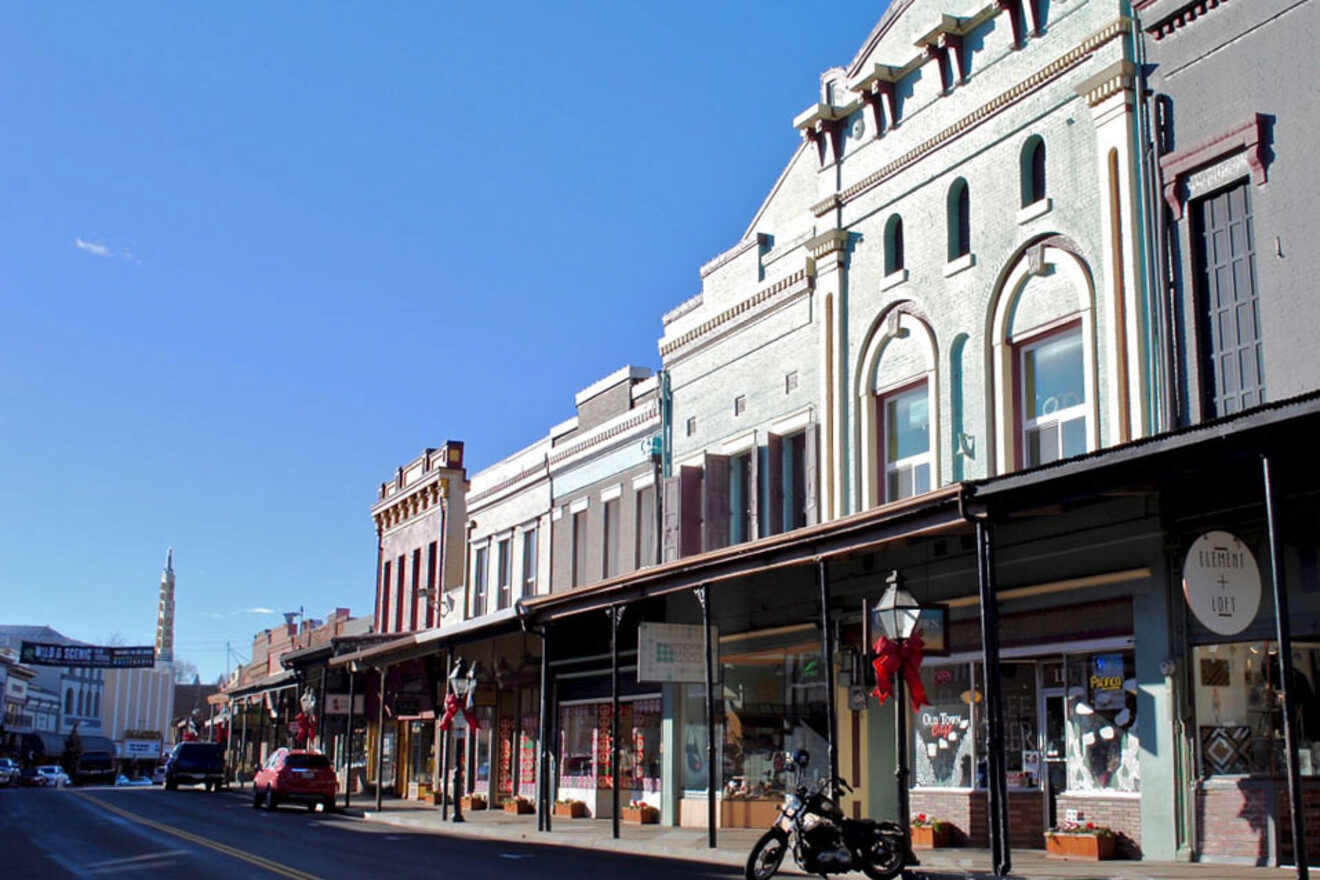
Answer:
447 658 477 823
871 571 922 874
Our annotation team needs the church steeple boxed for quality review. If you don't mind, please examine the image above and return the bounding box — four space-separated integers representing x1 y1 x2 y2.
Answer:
156 548 175 663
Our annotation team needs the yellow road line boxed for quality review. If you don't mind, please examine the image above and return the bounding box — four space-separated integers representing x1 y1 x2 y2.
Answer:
72 791 324 880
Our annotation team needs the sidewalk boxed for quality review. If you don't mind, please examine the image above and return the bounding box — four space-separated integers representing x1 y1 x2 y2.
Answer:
348 799 1297 880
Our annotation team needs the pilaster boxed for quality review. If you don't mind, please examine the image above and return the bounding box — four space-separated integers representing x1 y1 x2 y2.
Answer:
808 229 849 521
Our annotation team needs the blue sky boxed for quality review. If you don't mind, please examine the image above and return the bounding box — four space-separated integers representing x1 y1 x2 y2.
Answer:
0 2 886 681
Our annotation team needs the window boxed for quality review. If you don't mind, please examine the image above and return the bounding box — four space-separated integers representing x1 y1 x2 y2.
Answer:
65 690 73 715
395 554 405 632
880 383 932 501
884 214 904 275
635 485 656 568
410 547 422 629
93 693 99 717
1020 325 1087 466
496 538 511 609
571 510 588 587
734 395 747 416
783 431 809 531
729 451 754 543
1020 136 1046 207
1193 180 1264 417
602 498 620 579
521 526 538 597
380 560 392 631
77 691 84 716
685 417 697 437
785 371 799 394
472 546 488 617
426 541 438 625
947 178 970 261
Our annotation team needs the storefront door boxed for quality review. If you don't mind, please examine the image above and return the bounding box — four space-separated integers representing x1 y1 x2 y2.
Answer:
1042 689 1066 829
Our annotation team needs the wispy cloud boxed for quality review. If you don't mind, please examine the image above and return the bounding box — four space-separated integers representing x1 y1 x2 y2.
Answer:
75 237 113 258
241 607 275 615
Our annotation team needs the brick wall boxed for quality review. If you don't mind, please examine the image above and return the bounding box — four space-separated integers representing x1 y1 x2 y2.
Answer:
909 789 1044 849
1056 792 1142 859
1275 778 1320 866
1195 777 1276 865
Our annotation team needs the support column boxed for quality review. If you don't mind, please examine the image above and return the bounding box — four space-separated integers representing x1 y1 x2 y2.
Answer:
818 560 839 788
538 632 550 831
976 520 1011 878
808 229 850 520
375 665 388 812
344 669 355 810
316 666 327 752
440 650 452 820
610 606 622 840
696 585 716 848
239 699 248 790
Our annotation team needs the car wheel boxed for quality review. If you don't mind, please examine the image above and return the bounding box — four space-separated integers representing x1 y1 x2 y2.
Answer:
252 786 262 809
264 785 277 811
165 775 177 792
322 797 335 814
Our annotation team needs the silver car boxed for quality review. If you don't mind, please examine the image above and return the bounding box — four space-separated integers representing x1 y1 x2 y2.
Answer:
0 758 18 786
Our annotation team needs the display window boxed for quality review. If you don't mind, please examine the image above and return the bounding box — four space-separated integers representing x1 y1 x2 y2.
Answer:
556 697 663 794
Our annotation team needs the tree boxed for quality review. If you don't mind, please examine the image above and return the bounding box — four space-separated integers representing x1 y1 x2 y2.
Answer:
172 660 199 684
62 721 83 782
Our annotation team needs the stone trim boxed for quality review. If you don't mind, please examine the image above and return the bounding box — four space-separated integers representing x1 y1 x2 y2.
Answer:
1140 0 1235 40
658 268 813 359
1074 59 1136 107
374 477 450 533
812 19 1131 218
699 233 766 280
1159 114 1268 219
662 292 703 327
547 403 660 467
466 463 548 507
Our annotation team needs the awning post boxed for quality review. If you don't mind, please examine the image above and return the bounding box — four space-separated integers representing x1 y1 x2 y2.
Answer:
976 519 1011 878
538 631 549 832
610 606 623 840
818 559 839 790
345 668 355 810
696 584 716 848
375 664 388 812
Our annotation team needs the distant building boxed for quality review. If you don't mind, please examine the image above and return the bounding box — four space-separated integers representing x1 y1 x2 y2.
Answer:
0 625 105 737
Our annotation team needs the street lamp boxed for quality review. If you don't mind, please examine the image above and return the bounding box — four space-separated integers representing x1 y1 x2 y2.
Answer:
443 658 479 823
871 570 922 874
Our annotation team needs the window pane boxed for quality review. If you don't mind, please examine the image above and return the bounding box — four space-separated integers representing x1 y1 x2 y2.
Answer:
913 664 973 787
1025 330 1084 419
887 470 900 503
886 387 930 461
915 462 930 495
1061 417 1086 458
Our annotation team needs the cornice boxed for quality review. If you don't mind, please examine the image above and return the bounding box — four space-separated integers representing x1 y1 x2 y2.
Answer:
373 475 451 534
662 292 703 327
1159 114 1268 219
1075 59 1137 107
467 461 549 509
658 268 814 361
1139 0 1235 40
699 234 766 279
812 19 1131 218
547 403 660 469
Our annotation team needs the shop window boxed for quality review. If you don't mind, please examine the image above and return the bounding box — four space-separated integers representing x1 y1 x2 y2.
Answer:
884 214 905 275
880 383 932 501
472 546 488 617
496 538 511 610
913 663 977 787
603 498 620 579
1019 325 1087 467
521 526 537 597
729 451 755 544
947 178 970 262
1065 652 1139 791
474 707 493 794
1020 135 1046 207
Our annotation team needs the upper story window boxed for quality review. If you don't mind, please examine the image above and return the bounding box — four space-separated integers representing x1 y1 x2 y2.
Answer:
1021 136 1046 207
65 689 73 715
571 510 588 587
884 214 904 275
521 526 538 598
685 417 697 437
472 546 488 617
947 179 970 262
603 498 621 579
395 554 406 632
880 383 932 501
425 541 438 626
410 547 422 629
380 559 392 631
635 485 656 568
729 451 755 544
496 538 511 610
1019 324 1087 467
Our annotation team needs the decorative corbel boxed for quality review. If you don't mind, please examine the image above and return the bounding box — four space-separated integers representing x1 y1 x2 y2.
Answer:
1025 0 1044 37
998 0 1026 48
939 31 967 86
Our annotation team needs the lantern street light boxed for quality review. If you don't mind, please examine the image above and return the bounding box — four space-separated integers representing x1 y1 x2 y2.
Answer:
872 571 922 875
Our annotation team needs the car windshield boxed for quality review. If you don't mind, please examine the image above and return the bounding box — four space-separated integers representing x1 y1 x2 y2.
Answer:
285 754 331 769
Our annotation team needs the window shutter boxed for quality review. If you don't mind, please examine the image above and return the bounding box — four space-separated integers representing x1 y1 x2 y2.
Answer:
661 476 681 562
766 433 784 535
703 453 731 551
679 466 704 558
803 422 820 526
747 445 760 540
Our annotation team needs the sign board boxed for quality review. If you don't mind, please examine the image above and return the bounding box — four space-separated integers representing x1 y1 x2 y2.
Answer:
1090 653 1126 710
637 622 720 683
1182 530 1262 636
323 694 365 715
20 642 155 669
122 739 161 759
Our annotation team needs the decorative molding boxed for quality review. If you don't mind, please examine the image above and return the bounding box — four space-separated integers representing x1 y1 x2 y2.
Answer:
807 229 849 258
662 292 703 327
1140 0 1234 40
699 233 766 280
943 252 977 277
547 403 660 467
880 267 910 291
812 20 1131 218
1159 114 1268 219
658 268 813 359
1075 59 1136 107
1016 197 1054 225
467 461 548 507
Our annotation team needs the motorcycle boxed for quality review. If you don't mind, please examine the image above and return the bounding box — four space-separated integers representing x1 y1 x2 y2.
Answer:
745 749 908 880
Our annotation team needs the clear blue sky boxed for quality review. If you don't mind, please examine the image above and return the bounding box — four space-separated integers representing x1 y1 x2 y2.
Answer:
0 2 887 682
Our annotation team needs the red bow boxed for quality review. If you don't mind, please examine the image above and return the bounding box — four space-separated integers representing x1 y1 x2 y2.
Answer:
438 692 478 732
870 631 929 711
294 712 314 745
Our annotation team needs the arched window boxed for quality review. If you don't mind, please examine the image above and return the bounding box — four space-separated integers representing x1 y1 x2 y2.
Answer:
65 689 74 715
884 214 904 275
947 179 970 261
1021 136 1046 206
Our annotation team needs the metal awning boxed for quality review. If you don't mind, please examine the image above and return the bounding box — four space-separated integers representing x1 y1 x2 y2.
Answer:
220 670 297 700
328 606 523 669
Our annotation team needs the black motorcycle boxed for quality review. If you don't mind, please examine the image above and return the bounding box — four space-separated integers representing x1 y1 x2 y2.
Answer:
745 750 907 880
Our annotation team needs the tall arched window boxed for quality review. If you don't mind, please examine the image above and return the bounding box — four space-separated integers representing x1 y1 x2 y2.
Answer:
65 689 74 715
947 179 970 261
1021 136 1046 206
884 214 904 275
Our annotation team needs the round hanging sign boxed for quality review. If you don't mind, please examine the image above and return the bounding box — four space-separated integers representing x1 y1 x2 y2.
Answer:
1182 530 1262 635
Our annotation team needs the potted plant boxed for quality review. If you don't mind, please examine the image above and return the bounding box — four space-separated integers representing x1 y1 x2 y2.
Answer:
910 813 952 848
503 795 535 814
553 798 587 818
1045 820 1117 860
621 799 659 824
462 792 488 811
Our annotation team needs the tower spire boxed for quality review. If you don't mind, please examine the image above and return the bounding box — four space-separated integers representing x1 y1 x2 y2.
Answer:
156 547 175 663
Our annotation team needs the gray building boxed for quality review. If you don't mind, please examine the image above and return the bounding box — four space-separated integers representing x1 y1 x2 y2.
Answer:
0 625 104 737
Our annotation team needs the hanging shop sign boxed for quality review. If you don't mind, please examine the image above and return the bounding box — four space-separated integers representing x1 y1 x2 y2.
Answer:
1182 530 1262 636
20 642 155 668
637 622 720 683
323 694 364 715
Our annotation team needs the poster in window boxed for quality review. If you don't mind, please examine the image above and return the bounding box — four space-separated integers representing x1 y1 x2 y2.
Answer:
1090 654 1125 711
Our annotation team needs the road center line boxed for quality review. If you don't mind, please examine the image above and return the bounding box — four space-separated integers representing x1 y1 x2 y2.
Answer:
70 792 324 880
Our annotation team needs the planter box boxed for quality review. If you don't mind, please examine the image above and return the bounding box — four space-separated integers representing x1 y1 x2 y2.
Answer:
622 806 659 824
462 795 488 811
720 798 783 828
554 801 588 818
1046 833 1116 860
912 824 952 849
504 799 534 815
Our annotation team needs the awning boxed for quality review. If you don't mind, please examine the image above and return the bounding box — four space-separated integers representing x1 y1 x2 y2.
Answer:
280 633 396 671
21 732 116 757
220 670 297 700
329 606 523 669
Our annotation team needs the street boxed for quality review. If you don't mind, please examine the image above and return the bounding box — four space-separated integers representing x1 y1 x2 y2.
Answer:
0 786 744 879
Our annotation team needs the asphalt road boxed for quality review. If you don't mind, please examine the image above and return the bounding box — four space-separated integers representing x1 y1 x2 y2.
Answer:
0 784 745 879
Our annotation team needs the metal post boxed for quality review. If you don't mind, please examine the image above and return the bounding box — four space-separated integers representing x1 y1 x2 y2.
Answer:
440 650 451 820
317 665 327 752
1263 455 1309 880
894 655 915 873
610 606 622 840
375 666 387 812
452 727 465 822
239 699 248 790
345 669 355 810
818 560 839 790
653 452 663 565
538 630 550 831
256 692 266 774
976 520 1011 878
696 585 716 848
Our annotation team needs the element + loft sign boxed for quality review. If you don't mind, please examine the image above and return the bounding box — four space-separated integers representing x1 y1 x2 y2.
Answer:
637 622 719 683
20 642 156 669
1182 530 1262 636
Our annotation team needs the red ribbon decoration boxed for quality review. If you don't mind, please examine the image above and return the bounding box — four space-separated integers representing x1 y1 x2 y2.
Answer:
293 712 314 746
438 692 478 732
870 630 929 711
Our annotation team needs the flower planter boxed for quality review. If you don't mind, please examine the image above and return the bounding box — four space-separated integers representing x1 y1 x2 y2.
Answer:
622 805 659 824
504 799 534 815
462 795 488 811
554 801 588 818
1045 833 1116 860
911 824 952 849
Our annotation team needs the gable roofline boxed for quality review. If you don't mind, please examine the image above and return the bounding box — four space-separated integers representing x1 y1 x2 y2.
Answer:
740 139 810 241
846 0 920 78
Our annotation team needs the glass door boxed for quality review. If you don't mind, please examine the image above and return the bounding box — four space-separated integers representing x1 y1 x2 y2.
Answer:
1042 690 1066 828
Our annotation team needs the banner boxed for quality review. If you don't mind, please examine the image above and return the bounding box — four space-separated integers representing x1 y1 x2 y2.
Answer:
20 642 155 668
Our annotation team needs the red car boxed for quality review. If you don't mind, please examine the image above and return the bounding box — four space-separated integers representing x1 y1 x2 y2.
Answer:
251 748 337 812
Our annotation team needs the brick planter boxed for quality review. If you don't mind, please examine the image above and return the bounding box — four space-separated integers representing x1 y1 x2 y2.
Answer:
912 824 953 849
504 799 534 815
1046 833 1116 860
553 801 588 818
622 805 659 824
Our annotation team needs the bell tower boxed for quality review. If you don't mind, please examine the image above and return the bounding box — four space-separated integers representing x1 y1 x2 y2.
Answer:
156 548 175 663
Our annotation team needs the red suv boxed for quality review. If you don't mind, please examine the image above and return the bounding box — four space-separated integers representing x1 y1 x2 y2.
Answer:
251 748 337 812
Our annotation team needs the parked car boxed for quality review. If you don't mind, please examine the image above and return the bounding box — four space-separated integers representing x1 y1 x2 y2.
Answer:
151 762 167 785
0 758 19 786
19 767 46 786
251 749 336 812
35 765 70 787
162 742 225 791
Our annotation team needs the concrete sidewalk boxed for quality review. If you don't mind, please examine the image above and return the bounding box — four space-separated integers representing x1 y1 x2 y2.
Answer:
348 799 1297 880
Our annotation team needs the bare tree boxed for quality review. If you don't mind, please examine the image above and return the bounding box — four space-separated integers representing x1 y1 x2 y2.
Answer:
173 660 199 684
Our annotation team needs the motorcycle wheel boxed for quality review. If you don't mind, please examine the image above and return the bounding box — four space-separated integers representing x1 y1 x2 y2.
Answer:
858 828 905 880
744 828 788 880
